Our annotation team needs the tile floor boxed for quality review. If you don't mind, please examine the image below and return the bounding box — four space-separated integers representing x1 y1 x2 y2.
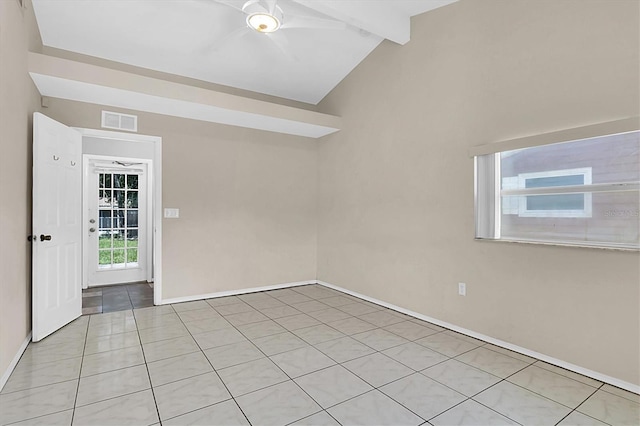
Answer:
82 282 154 315
1 284 639 425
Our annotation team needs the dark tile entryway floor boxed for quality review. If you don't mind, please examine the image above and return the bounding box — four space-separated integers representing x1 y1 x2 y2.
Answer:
82 282 154 315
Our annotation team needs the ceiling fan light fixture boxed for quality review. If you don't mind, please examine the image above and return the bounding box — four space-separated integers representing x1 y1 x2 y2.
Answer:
246 12 280 33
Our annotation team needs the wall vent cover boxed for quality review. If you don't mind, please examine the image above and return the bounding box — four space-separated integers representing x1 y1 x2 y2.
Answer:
101 111 138 132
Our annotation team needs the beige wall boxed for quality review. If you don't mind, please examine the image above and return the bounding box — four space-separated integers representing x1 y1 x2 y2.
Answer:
43 99 318 300
317 0 640 385
0 0 42 379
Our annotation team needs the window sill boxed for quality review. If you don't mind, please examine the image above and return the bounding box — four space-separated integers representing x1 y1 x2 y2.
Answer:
474 237 639 252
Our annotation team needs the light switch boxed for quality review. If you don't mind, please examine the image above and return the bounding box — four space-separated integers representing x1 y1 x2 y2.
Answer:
164 208 179 218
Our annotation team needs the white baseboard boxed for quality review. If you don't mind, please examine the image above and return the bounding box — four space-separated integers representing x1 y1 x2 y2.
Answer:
317 280 640 395
160 280 317 305
0 332 32 392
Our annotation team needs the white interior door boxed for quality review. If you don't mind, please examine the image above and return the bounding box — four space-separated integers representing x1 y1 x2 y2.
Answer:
32 113 82 342
86 159 148 286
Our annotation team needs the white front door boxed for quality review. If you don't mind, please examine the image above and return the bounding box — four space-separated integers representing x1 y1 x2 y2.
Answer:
86 159 149 286
32 113 82 342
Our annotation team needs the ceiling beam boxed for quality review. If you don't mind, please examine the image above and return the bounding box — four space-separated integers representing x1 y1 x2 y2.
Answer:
28 53 341 138
292 0 411 45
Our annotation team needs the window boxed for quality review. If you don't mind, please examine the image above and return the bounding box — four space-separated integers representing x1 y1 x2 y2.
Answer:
502 167 592 218
475 127 639 249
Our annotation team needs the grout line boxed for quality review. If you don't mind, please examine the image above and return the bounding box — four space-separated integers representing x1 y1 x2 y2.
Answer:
70 316 90 425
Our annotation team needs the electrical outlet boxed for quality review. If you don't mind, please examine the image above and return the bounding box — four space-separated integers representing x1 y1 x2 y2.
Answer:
458 282 466 296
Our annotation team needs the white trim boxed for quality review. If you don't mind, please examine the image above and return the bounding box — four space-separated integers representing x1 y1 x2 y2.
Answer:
316 280 640 395
74 128 162 303
0 333 31 392
83 155 151 286
468 118 639 157
159 280 317 305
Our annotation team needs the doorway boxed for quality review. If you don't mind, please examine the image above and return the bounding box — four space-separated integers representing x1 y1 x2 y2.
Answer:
85 157 151 286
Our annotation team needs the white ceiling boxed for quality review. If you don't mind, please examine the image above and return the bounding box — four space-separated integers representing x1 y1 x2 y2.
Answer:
32 0 458 105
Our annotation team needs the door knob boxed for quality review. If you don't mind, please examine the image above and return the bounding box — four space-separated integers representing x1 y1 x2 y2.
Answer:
40 234 52 241
89 219 96 224
89 228 96 233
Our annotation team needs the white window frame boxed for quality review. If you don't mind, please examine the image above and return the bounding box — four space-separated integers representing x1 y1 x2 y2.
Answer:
515 167 592 218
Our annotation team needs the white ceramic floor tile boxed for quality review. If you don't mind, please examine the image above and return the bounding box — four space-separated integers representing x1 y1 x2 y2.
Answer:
410 319 446 332
275 314 321 331
290 301 332 314
142 335 200 362
245 298 287 310
224 310 270 326
137 322 189 344
192 327 247 350
154 372 231 420
328 390 424 426
182 316 233 334
252 332 308 356
84 331 140 355
383 321 441 341
382 342 448 371
163 399 250 426
534 361 603 388
214 302 256 316
430 399 518 425
295 365 372 409
422 359 501 397
204 340 265 370
19 340 85 365
380 373 466 420
557 411 609 425
352 328 410 351
147 351 213 386
317 296 355 308
290 411 341 426
314 336 375 363
293 324 346 345
325 317 377 335
2 357 81 394
508 365 598 408
171 300 211 312
415 333 479 357
455 347 529 378
0 380 77 425
76 364 150 407
358 310 406 327
307 308 352 323
335 302 380 317
475 381 572 426
236 320 287 339
177 307 222 322
81 345 145 377
270 346 336 378
277 294 314 305
482 344 536 363
343 353 414 387
577 388 640 425
218 357 289 397
259 305 302 319
133 312 183 331
133 305 175 318
72 389 158 426
87 315 137 337
206 295 242 307
236 380 321 426
600 384 640 403
9 409 73 425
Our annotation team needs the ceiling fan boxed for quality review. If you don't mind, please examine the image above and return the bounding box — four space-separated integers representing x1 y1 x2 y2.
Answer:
208 0 347 59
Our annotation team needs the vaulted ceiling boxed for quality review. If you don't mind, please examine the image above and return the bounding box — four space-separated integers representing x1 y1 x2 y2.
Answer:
32 0 458 105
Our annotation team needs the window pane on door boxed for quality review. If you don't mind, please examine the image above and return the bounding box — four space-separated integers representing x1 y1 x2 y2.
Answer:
114 174 125 188
127 175 138 189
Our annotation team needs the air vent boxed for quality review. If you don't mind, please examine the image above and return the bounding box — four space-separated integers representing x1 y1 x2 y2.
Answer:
101 111 138 132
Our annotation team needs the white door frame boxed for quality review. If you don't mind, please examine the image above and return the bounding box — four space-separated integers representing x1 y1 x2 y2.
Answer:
83 155 152 287
75 128 163 305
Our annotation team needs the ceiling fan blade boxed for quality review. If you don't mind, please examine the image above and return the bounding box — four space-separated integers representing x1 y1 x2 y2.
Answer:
212 0 244 13
265 32 297 62
204 26 252 52
264 0 278 15
280 16 347 31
